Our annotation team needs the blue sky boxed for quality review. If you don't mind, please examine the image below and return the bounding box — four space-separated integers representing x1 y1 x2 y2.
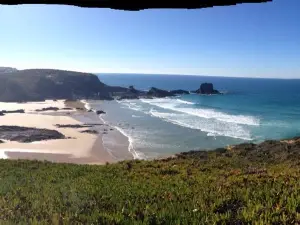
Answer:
0 0 299 78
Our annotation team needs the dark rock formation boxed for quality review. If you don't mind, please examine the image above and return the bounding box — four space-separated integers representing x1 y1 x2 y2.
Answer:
0 140 4 143
1 0 272 11
0 109 25 114
116 85 147 100
36 107 60 112
0 112 5 116
0 126 65 143
147 87 175 98
96 110 106 115
55 123 103 128
117 94 139 100
128 85 140 94
80 130 99 134
55 124 94 128
36 107 73 112
193 83 220 94
105 85 131 98
116 86 191 100
170 89 190 95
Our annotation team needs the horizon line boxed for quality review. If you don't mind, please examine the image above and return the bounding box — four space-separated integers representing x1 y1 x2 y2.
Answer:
4 66 300 80
96 72 300 80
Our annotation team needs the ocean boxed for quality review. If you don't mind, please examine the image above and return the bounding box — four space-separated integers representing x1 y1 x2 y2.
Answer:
89 74 300 159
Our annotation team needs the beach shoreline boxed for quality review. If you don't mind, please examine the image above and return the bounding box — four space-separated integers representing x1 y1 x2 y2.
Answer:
0 100 132 164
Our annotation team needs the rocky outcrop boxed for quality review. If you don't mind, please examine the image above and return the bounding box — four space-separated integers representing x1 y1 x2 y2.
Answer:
147 87 175 98
36 107 60 112
0 126 66 143
116 83 221 100
170 89 190 95
193 83 220 95
128 86 141 94
117 94 140 100
80 130 99 134
116 85 147 100
55 124 94 128
96 110 106 115
35 107 73 112
117 86 192 100
0 109 25 114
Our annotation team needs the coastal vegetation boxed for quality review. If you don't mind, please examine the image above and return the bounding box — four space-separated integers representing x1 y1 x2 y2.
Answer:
1 137 300 224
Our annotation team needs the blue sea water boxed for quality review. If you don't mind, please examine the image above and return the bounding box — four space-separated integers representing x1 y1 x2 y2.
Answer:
92 74 300 159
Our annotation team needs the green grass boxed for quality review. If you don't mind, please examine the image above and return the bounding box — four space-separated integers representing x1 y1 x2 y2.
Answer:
1 139 300 224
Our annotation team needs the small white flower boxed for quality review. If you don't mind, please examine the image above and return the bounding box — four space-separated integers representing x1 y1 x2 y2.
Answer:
193 209 198 212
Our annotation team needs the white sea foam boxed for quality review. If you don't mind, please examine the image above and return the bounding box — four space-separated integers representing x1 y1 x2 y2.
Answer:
149 109 253 140
176 99 195 105
80 100 92 111
99 114 146 159
132 115 142 118
112 125 146 159
141 98 260 126
116 98 258 140
121 101 144 112
0 151 8 159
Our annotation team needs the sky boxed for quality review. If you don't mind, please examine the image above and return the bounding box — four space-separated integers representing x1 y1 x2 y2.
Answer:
0 0 299 78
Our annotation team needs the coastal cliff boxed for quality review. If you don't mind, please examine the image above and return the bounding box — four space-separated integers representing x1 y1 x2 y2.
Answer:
0 68 222 102
0 69 114 102
0 67 18 73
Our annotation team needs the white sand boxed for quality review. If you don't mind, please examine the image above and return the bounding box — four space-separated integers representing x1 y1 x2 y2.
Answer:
0 113 95 155
0 101 120 164
0 100 72 112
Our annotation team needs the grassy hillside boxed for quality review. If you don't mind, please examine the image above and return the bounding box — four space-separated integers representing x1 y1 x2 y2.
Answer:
1 138 300 224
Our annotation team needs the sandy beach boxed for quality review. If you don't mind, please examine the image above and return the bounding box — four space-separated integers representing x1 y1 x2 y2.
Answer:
0 100 133 164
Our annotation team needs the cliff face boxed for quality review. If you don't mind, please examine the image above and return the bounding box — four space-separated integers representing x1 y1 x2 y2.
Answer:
0 69 113 102
0 67 18 73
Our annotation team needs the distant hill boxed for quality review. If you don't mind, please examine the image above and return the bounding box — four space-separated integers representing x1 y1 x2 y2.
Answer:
0 67 18 73
0 69 127 102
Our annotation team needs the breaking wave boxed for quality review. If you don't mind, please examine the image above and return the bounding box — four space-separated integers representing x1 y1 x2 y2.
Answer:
141 98 260 126
119 97 260 140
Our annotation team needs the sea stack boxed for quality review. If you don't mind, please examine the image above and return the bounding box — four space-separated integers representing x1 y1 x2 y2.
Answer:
147 87 176 98
195 83 220 95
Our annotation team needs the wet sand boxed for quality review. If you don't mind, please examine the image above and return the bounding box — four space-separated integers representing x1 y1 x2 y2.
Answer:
0 100 133 164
